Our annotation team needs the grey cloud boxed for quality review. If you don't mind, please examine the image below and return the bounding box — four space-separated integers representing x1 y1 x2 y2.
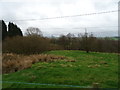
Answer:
0 0 118 37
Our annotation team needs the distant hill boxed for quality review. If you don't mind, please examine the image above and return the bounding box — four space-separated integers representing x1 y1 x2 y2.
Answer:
93 31 118 37
97 36 119 40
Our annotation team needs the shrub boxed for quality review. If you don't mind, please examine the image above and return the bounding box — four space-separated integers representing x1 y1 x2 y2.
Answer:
3 36 50 54
49 44 63 50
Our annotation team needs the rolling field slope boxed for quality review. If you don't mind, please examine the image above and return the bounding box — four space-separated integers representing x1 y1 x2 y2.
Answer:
2 50 118 88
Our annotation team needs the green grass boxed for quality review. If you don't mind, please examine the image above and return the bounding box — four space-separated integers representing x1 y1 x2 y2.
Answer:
2 50 118 88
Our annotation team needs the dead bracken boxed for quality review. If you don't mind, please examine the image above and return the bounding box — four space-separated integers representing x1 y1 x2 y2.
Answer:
2 53 75 74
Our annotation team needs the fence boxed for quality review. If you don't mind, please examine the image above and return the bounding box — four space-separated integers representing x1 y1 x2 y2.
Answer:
1 81 92 88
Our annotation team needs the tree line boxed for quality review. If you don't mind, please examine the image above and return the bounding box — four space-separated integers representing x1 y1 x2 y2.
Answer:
50 33 119 53
1 20 119 54
1 20 23 40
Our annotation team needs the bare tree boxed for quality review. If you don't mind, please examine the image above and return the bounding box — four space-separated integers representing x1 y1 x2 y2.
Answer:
84 29 89 53
25 27 43 36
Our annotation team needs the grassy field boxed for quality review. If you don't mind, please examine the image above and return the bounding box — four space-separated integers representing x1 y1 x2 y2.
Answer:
2 50 118 88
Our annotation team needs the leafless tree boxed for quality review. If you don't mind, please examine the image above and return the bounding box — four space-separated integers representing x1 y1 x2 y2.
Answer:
25 27 43 37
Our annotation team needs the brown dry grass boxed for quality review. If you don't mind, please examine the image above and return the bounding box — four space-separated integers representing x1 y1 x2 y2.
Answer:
2 53 68 74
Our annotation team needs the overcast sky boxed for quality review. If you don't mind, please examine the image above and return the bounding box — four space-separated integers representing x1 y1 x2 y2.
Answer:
0 0 119 37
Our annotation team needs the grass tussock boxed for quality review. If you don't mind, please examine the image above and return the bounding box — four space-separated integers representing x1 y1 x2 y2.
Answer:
2 53 70 74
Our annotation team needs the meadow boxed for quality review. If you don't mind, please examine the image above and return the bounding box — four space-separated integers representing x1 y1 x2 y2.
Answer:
2 50 118 88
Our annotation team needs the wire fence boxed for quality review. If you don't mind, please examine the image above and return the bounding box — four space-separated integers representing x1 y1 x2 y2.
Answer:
3 9 118 37
1 81 92 88
4 10 119 22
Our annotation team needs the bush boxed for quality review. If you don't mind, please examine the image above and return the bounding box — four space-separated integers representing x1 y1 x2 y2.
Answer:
3 36 50 54
49 44 63 50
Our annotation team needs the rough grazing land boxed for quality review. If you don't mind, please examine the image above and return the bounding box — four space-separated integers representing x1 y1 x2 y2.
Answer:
2 53 67 74
2 50 118 88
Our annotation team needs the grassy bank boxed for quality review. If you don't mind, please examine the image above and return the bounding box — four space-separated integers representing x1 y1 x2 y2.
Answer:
2 50 118 88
